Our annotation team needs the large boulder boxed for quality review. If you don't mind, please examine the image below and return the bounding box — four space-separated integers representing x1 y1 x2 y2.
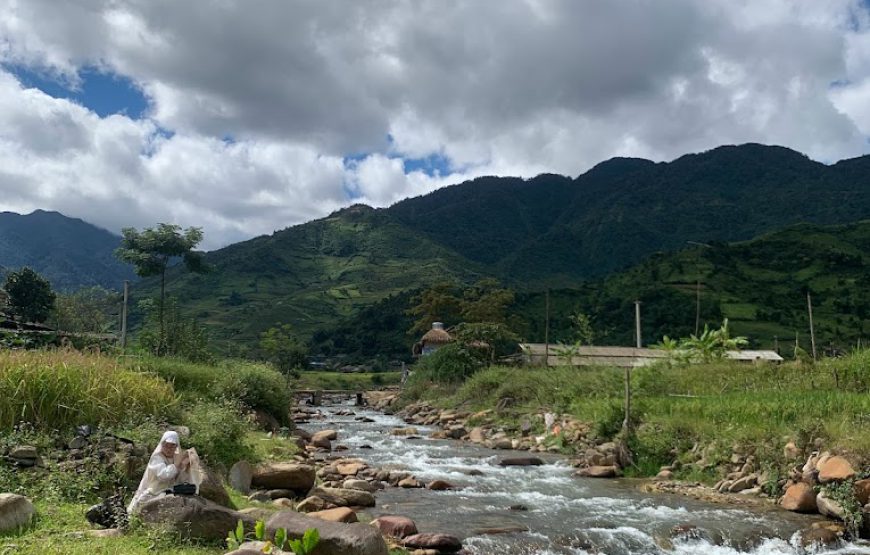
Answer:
310 487 375 508
308 507 358 523
252 463 315 493
816 490 847 521
199 464 232 507
0 493 35 533
402 533 463 553
137 495 254 541
267 510 388 555
312 430 338 442
296 496 335 513
817 456 856 484
229 461 254 494
575 465 621 478
371 515 418 539
780 483 817 513
855 479 870 506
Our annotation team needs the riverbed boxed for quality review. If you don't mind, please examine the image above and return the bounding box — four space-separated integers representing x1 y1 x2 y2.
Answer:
304 400 870 555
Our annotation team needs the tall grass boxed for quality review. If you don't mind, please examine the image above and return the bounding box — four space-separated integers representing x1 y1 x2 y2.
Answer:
418 350 870 469
0 350 178 430
131 356 292 424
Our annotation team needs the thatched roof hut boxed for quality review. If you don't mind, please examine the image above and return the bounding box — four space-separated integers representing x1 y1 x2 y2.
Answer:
413 322 452 356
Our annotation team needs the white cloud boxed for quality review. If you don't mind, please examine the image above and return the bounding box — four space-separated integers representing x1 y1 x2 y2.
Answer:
0 0 869 248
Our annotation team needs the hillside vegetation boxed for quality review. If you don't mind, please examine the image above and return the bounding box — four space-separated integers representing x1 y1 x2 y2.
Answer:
128 144 870 355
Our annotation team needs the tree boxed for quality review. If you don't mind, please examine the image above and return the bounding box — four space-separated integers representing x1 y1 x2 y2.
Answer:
460 278 515 325
137 297 211 362
260 324 309 375
4 267 56 323
115 224 207 355
52 286 120 334
406 282 463 336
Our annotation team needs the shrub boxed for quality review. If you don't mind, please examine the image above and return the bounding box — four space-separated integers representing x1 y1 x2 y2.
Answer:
182 400 253 469
412 343 485 384
0 350 178 430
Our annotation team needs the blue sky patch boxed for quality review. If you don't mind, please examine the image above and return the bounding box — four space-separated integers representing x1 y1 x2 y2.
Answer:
5 63 149 119
403 152 451 177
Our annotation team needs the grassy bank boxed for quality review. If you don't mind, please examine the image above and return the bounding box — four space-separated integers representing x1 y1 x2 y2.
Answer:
293 370 401 391
0 349 302 554
404 349 870 478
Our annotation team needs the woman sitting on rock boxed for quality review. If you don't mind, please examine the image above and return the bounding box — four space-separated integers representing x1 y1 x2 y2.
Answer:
127 430 193 514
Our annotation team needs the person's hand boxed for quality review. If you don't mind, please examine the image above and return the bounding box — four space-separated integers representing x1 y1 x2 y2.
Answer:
179 453 190 470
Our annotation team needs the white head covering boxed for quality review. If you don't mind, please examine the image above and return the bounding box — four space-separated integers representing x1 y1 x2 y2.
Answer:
154 430 181 456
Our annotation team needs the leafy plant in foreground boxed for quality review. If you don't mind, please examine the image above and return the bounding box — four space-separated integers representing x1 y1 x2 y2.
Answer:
226 519 320 553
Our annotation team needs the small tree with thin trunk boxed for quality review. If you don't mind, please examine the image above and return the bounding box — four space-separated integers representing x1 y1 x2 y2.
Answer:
115 224 207 355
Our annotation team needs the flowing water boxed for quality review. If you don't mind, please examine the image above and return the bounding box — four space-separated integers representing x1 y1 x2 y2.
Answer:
304 400 870 555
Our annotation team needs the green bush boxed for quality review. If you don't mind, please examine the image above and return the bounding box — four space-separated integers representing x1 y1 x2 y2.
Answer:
182 400 253 470
412 343 486 384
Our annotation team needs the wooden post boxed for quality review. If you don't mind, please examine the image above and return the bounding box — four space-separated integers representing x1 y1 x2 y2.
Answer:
624 300 641 434
807 291 817 362
695 278 701 336
544 289 550 367
120 280 129 350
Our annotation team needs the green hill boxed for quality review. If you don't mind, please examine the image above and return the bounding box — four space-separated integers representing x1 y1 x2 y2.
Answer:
130 143 870 355
0 210 135 291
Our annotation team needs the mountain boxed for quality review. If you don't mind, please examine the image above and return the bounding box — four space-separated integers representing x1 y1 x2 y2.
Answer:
0 210 135 291
132 143 870 353
319 220 870 358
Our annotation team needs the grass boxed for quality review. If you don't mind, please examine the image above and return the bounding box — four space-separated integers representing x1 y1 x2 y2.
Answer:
3 501 221 555
0 349 178 430
293 371 401 391
405 349 870 480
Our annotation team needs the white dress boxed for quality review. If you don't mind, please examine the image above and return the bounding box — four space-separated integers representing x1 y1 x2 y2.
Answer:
127 451 181 513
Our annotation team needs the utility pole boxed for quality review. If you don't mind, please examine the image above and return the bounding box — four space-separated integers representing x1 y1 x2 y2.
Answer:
807 291 817 362
634 300 642 348
624 300 641 434
120 280 129 350
687 241 711 335
544 289 550 367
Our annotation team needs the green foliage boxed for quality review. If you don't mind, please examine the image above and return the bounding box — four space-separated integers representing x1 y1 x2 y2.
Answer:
822 479 863 536
654 319 749 364
0 349 178 431
4 267 56 323
408 279 517 336
287 527 320 555
407 282 463 335
136 357 291 425
411 342 486 384
226 519 320 554
451 321 520 361
116 223 207 355
259 324 308 375
182 400 253 470
52 286 120 335
137 297 212 362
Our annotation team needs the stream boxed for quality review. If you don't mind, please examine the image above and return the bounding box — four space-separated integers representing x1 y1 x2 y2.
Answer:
304 400 870 555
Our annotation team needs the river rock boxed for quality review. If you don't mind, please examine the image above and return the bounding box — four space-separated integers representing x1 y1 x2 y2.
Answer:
313 429 338 442
229 460 254 494
816 490 847 520
0 493 35 533
309 507 359 523
799 526 841 549
728 475 756 493
391 427 418 436
399 477 423 489
817 456 856 484
311 436 333 450
780 483 817 512
336 461 367 476
468 428 486 444
296 495 334 512
499 457 543 467
8 446 40 467
654 470 674 481
344 479 377 492
783 441 801 460
371 515 418 538
575 465 621 478
226 541 290 555
311 487 376 507
426 480 455 491
251 463 315 493
267 510 388 555
402 533 463 553
137 495 254 541
492 438 513 450
855 479 870 506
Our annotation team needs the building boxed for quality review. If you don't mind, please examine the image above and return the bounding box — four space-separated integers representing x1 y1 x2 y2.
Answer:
519 344 783 367
412 322 452 357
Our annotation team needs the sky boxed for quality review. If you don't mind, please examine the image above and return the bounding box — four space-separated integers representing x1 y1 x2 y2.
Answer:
1 1 870 250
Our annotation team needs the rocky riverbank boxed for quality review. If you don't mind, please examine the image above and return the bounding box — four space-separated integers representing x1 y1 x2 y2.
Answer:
375 394 870 547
